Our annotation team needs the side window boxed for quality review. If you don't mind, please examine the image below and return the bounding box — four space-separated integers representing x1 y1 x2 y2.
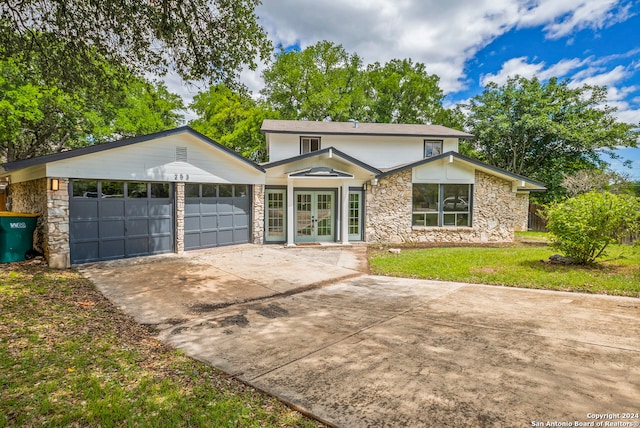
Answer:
424 140 443 158
300 137 321 154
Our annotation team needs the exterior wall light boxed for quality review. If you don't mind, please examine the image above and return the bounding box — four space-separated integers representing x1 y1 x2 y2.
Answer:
50 178 60 191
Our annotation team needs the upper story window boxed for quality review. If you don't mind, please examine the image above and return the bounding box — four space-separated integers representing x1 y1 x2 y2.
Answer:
301 137 321 154
424 140 443 158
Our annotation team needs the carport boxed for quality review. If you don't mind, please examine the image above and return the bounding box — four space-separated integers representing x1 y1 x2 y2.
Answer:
0 127 265 267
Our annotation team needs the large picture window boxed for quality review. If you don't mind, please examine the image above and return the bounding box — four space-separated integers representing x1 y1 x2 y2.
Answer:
412 184 471 227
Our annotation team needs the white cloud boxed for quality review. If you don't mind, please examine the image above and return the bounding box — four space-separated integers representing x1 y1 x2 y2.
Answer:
479 56 587 86
254 0 630 95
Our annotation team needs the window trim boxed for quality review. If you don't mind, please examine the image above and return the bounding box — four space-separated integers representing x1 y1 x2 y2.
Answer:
300 136 321 154
424 140 443 158
412 183 472 227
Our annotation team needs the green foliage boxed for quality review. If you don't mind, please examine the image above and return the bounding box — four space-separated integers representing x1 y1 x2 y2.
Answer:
465 76 639 202
1 0 271 87
543 191 640 264
0 52 184 162
190 84 278 162
261 41 367 121
260 41 461 127
365 59 447 124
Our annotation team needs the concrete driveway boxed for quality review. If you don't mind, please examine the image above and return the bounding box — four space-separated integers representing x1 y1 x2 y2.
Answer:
79 245 640 428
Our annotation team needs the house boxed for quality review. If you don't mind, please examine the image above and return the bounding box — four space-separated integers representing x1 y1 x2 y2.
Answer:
0 121 544 268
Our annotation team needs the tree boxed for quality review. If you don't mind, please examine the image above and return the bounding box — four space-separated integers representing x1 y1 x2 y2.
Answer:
365 59 448 124
261 41 367 121
1 0 271 88
561 169 633 197
0 55 184 162
543 191 640 264
465 76 639 201
190 84 278 162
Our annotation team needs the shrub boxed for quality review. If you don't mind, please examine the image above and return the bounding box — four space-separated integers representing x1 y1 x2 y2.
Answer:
542 191 640 264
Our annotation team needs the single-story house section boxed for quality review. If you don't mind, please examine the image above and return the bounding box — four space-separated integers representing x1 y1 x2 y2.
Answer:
0 127 265 268
1 121 545 268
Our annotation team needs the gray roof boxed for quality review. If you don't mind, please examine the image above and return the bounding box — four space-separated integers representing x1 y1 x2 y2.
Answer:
261 119 474 139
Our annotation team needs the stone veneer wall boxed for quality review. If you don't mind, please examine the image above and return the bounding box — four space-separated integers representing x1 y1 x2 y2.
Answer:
365 169 529 244
9 178 70 268
252 184 265 244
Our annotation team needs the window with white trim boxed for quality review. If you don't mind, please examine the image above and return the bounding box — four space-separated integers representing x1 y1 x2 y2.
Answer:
412 183 471 227
300 137 320 154
424 140 443 158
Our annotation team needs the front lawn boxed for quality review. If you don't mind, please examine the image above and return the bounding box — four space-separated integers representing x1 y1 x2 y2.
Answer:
0 261 321 427
369 243 640 297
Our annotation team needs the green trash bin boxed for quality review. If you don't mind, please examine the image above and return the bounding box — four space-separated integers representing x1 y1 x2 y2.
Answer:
0 212 40 263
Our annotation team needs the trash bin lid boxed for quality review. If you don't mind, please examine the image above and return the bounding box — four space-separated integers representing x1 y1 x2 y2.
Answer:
0 212 39 217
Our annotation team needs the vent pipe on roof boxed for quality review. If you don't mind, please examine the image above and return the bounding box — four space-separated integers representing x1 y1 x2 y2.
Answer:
348 119 358 128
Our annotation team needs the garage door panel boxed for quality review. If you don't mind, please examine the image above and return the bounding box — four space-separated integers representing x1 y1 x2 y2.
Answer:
70 180 174 264
101 201 125 217
201 215 217 229
70 201 98 220
182 184 251 250
71 241 100 263
184 216 201 230
149 201 172 216
126 201 149 216
200 231 218 247
217 230 234 246
201 201 218 214
101 240 125 260
126 218 149 236
218 214 234 228
70 221 99 240
100 220 125 238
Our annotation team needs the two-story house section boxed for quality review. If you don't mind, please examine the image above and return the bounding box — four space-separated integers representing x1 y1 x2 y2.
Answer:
260 119 545 246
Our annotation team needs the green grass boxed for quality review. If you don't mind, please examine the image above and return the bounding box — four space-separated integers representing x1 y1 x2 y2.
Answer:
369 243 640 297
0 262 322 428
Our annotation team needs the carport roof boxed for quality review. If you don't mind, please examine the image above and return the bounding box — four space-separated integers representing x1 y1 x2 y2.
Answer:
0 127 265 174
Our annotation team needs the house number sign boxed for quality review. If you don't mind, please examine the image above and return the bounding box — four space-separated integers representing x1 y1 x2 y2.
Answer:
174 174 190 181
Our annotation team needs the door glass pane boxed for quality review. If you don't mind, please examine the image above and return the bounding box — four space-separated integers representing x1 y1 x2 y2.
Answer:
185 184 200 198
202 184 217 197
234 185 248 198
266 190 286 241
101 181 124 198
316 193 333 237
219 184 233 197
296 194 312 237
349 191 362 240
72 180 98 198
151 183 170 198
127 182 148 198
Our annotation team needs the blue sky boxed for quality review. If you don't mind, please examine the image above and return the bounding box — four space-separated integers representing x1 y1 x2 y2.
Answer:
171 0 640 179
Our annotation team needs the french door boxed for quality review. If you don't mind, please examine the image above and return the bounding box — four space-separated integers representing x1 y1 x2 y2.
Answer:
295 190 335 242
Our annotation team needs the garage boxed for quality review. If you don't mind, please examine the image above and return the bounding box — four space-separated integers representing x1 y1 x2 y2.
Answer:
0 127 265 268
69 180 174 263
184 183 251 250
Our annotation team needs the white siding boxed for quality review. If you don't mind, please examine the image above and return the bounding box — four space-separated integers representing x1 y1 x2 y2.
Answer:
268 133 460 168
412 159 475 184
46 133 264 184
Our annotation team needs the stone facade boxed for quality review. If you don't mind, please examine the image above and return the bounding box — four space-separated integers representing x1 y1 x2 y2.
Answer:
8 178 70 268
252 184 265 244
365 169 530 244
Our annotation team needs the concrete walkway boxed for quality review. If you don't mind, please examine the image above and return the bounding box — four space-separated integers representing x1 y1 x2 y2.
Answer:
79 245 640 427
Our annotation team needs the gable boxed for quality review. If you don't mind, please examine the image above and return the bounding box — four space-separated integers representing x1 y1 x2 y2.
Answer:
3 129 265 185
413 159 475 183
